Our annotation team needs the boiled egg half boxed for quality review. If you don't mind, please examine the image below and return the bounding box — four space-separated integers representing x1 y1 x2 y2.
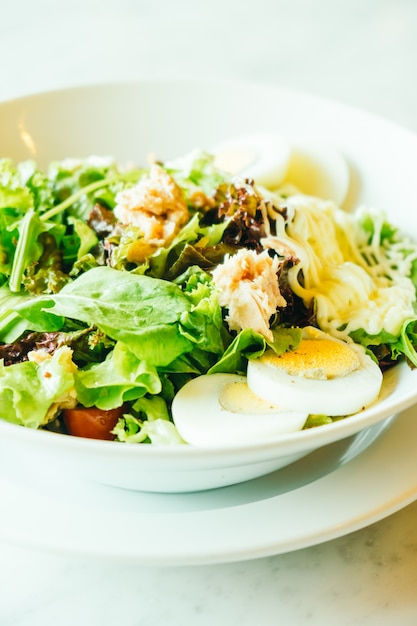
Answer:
247 327 383 416
281 142 350 207
212 133 291 189
211 134 350 206
171 373 308 446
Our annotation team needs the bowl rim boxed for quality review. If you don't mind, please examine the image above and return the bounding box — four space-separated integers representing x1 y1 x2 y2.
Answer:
2 75 416 143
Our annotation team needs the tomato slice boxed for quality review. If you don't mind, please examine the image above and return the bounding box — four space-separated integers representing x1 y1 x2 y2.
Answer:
62 405 125 440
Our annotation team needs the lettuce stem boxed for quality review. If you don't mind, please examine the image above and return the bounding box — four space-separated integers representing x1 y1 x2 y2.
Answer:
40 169 144 222
9 209 37 292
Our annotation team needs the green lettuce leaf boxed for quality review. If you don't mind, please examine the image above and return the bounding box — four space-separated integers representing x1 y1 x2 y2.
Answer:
75 342 162 410
166 150 230 202
113 394 184 444
208 325 303 374
0 345 76 428
67 216 99 260
0 285 63 343
112 413 184 444
8 210 65 293
0 158 36 212
16 266 198 366
349 319 417 367
179 269 226 355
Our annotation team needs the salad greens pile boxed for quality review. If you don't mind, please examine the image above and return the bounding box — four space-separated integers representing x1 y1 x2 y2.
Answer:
0 150 416 443
0 153 300 441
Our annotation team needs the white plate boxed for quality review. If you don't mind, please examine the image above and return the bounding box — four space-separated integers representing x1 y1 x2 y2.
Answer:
1 406 417 566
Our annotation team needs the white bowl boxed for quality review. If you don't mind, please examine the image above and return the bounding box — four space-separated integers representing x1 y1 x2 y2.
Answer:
1 79 417 493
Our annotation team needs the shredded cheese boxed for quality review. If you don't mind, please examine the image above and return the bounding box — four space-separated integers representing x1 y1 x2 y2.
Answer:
264 194 417 339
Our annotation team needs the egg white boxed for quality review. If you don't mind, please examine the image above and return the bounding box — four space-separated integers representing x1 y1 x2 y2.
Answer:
247 331 383 416
281 142 350 206
171 373 308 446
212 134 350 207
211 133 291 189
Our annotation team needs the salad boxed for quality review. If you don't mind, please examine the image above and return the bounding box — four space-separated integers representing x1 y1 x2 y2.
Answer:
0 144 417 445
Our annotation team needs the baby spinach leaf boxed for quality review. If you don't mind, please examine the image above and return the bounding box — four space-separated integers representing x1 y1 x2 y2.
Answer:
28 267 195 367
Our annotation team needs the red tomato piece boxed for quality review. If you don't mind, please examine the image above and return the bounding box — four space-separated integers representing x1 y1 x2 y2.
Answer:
62 406 125 440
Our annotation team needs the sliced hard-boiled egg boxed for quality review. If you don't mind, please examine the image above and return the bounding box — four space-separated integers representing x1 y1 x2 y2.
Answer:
247 327 383 416
281 142 350 206
211 133 291 189
171 373 308 446
212 134 350 207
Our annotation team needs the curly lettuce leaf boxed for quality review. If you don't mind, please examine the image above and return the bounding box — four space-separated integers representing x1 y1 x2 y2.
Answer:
350 318 417 367
75 341 162 410
112 413 184 444
0 159 36 212
112 394 184 444
166 150 230 202
0 345 76 428
179 269 226 356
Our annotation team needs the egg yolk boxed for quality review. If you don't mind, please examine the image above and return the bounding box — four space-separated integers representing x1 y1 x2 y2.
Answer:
219 381 280 414
262 338 361 380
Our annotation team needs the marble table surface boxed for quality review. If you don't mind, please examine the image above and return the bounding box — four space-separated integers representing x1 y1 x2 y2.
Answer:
1 0 417 624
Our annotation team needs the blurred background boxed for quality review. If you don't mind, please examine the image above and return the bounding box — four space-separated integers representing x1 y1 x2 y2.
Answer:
1 0 416 131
